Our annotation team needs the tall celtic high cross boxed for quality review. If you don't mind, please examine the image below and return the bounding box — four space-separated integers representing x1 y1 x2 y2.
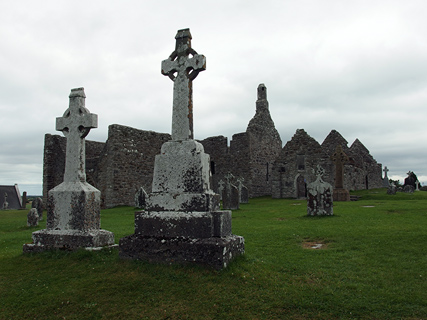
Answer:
330 145 349 189
161 28 206 140
56 87 97 183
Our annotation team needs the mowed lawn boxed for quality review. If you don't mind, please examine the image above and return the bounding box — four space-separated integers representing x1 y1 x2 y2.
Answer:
0 189 426 319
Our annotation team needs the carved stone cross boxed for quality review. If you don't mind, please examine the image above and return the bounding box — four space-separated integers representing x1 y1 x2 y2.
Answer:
383 166 389 178
161 28 206 141
56 88 97 183
331 145 349 189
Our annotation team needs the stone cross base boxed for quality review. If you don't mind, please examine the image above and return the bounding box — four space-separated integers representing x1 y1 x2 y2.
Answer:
47 182 102 230
146 193 220 212
134 210 232 238
382 178 390 187
23 229 114 253
119 234 245 270
151 140 212 194
24 181 115 252
332 188 350 201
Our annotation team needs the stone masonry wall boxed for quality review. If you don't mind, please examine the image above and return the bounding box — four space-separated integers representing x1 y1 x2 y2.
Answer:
96 124 171 208
198 135 230 193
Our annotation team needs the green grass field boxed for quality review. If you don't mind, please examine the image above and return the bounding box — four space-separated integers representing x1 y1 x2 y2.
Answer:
1 189 426 319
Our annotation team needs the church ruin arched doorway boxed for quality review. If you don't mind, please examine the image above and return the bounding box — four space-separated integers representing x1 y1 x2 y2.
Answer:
296 174 307 198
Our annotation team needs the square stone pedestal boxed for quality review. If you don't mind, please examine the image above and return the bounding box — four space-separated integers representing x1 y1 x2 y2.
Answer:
119 234 244 270
119 209 244 269
23 229 115 252
333 188 350 201
23 181 115 252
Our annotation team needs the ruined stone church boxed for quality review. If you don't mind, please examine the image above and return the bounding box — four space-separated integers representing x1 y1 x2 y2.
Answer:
43 84 383 208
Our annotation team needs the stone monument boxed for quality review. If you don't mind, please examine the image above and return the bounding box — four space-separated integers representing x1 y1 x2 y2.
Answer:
331 145 350 201
23 88 114 252
222 173 240 210
382 166 390 187
2 192 8 210
21 191 27 210
236 177 249 204
27 208 39 227
217 179 225 201
387 182 397 195
32 197 43 221
135 187 148 209
119 29 244 269
307 165 333 216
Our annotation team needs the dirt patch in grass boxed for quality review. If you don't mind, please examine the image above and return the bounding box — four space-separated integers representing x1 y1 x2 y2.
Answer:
302 240 329 250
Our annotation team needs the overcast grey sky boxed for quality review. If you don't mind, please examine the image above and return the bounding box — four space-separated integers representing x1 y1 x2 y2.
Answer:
1 0 426 195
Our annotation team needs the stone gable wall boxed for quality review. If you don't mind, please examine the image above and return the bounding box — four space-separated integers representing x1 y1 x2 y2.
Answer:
272 129 333 198
272 129 383 198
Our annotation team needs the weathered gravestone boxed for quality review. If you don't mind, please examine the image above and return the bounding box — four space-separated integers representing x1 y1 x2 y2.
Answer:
2 192 8 210
403 185 414 193
217 179 225 201
135 187 148 209
23 88 114 252
387 182 397 195
331 145 350 201
119 29 244 269
32 197 43 221
222 173 240 210
236 177 249 204
382 166 390 187
27 208 39 227
307 165 333 216
21 191 27 210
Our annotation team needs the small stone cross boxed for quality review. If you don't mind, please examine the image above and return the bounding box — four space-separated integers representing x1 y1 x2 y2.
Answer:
383 166 389 179
331 145 349 189
236 177 245 188
225 172 235 183
415 180 420 190
56 88 97 183
162 28 206 141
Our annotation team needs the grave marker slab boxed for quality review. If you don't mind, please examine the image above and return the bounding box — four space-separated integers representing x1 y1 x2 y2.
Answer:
387 182 397 195
307 166 333 216
237 177 249 204
119 29 244 269
2 192 8 210
222 173 239 210
32 197 43 221
23 88 114 253
27 208 39 227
